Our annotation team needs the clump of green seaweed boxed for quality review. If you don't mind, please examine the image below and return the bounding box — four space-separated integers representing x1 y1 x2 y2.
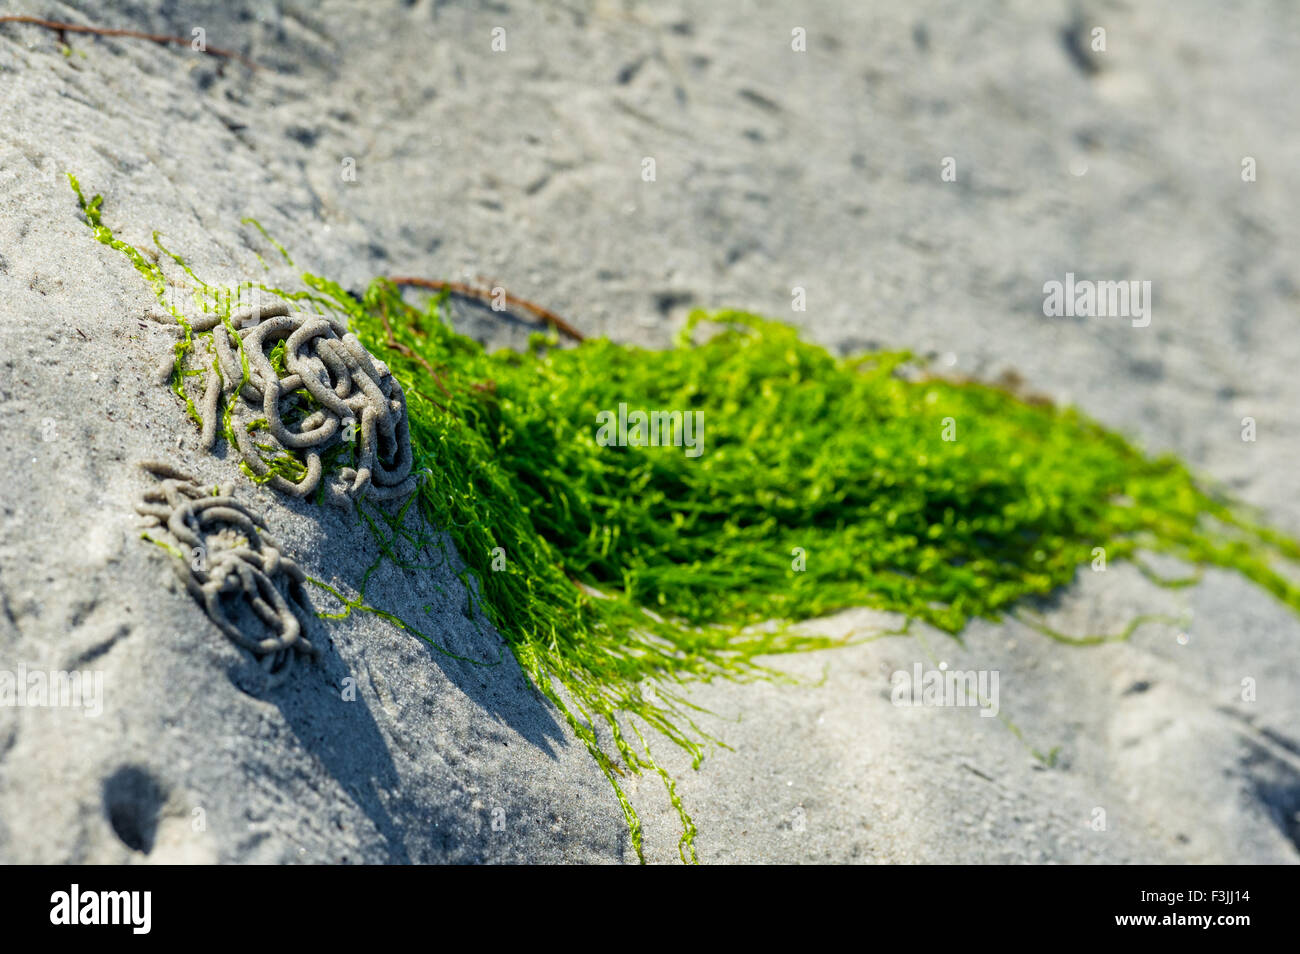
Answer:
71 176 1300 863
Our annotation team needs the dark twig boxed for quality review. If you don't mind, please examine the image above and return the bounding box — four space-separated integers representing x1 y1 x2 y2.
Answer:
0 15 260 70
389 276 586 342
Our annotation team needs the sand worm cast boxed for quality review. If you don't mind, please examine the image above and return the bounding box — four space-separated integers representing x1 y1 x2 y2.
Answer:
154 301 416 507
135 459 318 685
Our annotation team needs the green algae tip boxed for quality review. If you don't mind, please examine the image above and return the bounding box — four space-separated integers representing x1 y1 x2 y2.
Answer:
72 177 1300 864
241 217 294 267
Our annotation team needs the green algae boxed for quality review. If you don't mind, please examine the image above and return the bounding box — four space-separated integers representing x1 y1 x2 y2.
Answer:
72 178 1300 863
241 217 294 267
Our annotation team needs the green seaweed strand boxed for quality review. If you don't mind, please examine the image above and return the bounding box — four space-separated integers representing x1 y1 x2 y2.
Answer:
241 217 294 267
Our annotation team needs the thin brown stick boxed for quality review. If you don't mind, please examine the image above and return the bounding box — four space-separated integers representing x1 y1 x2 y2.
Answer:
0 15 260 70
389 276 586 342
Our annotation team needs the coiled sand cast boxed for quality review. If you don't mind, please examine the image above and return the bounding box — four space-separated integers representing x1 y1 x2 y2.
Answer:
136 459 318 685
141 298 421 680
157 300 417 507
